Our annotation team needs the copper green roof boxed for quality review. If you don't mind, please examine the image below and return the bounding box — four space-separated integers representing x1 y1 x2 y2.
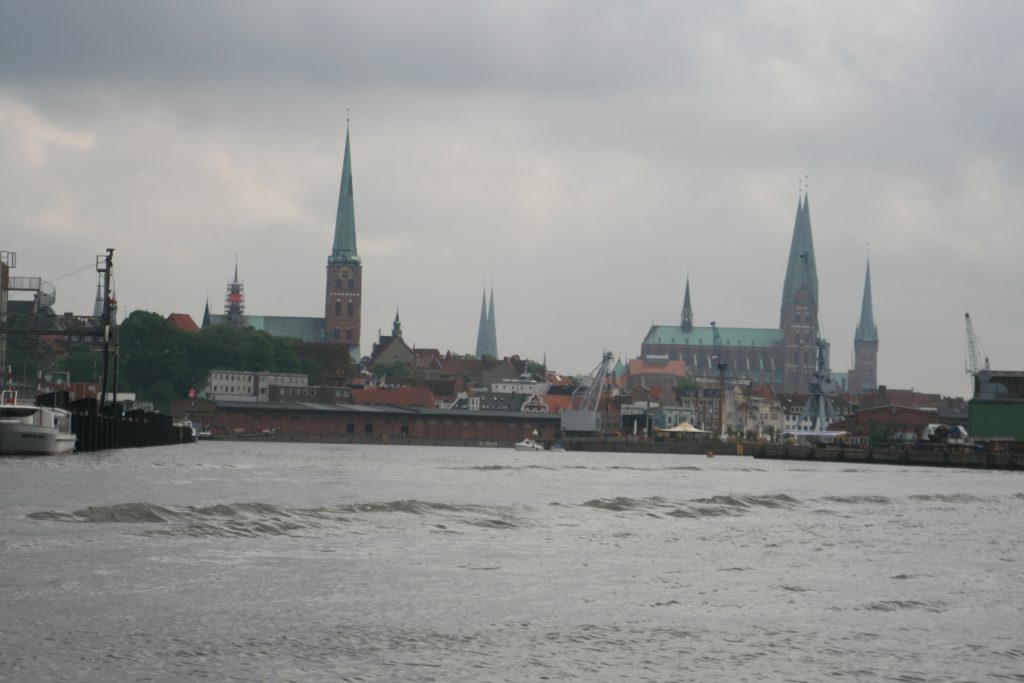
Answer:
329 126 360 265
855 260 878 342
781 194 818 307
643 325 782 347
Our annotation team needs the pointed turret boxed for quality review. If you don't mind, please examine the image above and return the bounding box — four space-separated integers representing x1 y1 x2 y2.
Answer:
324 122 364 358
392 307 403 339
779 191 821 393
781 193 818 311
681 277 693 332
92 275 104 318
486 286 498 358
224 259 245 327
850 257 880 393
474 287 489 358
201 298 211 329
329 125 360 265
855 260 878 342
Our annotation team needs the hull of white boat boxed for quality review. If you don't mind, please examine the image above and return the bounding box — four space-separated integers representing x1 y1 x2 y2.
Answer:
0 424 77 455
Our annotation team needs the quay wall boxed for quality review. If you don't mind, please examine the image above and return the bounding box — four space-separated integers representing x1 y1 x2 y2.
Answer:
561 437 1024 470
37 392 193 453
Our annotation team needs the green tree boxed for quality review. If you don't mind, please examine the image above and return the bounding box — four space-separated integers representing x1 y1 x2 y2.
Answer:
55 349 103 382
675 376 700 391
370 360 410 380
117 312 309 410
118 311 188 408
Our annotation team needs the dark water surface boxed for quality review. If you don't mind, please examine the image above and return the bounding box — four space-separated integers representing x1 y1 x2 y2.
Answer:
2 442 1023 681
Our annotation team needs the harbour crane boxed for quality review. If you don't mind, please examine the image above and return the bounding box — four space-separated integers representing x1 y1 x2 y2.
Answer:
964 313 989 376
965 313 990 395
561 351 615 434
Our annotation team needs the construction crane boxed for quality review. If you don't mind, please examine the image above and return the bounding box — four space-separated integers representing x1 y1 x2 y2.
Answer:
561 351 615 434
710 321 727 439
964 313 989 376
965 313 990 396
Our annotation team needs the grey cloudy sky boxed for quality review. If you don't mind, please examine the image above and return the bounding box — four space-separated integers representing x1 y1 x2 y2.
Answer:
2 1 1022 397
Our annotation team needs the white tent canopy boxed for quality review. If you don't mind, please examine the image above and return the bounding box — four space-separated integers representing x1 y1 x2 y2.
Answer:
658 421 710 434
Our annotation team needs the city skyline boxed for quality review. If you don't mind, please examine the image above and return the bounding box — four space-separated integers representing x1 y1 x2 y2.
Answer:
2 2 1022 398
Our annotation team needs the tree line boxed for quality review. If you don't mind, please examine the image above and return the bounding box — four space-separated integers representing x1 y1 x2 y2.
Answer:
8 311 309 411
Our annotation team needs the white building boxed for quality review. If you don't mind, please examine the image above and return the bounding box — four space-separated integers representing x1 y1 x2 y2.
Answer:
491 375 551 396
201 370 308 403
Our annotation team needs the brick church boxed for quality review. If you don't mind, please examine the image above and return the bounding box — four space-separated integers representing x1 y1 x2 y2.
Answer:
204 125 363 360
640 193 878 395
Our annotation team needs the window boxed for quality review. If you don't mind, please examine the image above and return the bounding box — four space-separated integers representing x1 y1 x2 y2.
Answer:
347 301 354 316
336 278 342 290
346 424 355 434
335 301 341 316
333 327 340 340
364 424 373 435
346 327 352 341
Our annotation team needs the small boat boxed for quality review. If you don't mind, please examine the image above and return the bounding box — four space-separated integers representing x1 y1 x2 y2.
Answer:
0 393 77 455
514 438 545 451
174 419 199 442
549 443 566 452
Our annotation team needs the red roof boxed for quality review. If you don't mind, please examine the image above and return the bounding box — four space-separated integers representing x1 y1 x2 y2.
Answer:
627 358 687 377
166 313 200 333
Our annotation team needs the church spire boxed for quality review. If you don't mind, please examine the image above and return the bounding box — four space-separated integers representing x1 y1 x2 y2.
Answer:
474 287 489 358
781 191 818 312
329 123 360 265
855 259 878 342
92 273 104 318
681 276 693 332
487 285 498 358
392 307 402 339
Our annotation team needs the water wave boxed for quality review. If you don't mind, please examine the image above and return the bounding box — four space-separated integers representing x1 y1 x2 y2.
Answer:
582 493 800 518
28 499 525 537
908 493 984 503
861 599 946 613
820 495 893 505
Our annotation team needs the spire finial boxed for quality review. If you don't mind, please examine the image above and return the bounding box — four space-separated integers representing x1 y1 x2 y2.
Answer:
346 108 350 126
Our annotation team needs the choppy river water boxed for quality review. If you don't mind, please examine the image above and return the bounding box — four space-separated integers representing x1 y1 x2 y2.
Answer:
2 442 1023 681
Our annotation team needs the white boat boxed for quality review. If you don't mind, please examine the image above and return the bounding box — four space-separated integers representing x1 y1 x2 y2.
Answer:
549 443 566 452
174 419 199 442
0 396 77 456
514 438 545 451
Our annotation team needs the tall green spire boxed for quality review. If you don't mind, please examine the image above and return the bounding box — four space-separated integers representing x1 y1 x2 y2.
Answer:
781 193 818 308
474 287 489 359
681 276 693 331
855 259 878 342
329 125 360 265
486 286 497 358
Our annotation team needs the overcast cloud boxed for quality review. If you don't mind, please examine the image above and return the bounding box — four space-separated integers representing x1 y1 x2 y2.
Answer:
2 0 1022 397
